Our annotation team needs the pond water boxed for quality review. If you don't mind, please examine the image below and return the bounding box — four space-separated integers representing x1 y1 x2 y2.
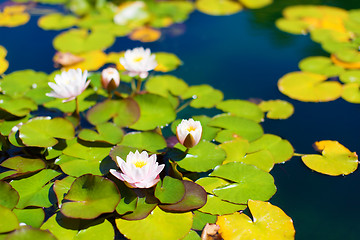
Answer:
1 0 360 239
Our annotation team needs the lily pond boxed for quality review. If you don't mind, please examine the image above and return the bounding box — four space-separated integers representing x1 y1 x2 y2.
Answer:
1 0 360 239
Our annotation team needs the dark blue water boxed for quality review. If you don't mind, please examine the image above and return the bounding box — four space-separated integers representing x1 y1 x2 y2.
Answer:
1 1 360 239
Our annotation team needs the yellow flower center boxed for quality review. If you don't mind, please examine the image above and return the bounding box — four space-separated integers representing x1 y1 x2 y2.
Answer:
133 56 143 62
187 126 196 132
134 161 147 168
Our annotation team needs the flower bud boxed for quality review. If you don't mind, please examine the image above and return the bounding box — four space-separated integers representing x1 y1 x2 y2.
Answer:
176 118 202 148
101 67 120 92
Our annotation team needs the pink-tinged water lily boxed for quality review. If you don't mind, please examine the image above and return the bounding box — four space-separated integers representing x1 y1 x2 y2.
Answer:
110 150 164 188
119 47 157 79
176 118 202 148
46 68 90 102
101 67 120 92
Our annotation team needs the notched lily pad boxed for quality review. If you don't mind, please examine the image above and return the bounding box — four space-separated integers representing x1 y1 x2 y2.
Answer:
216 99 264 122
258 100 294 120
298 56 344 77
155 176 185 204
154 52 182 72
120 131 167 153
0 95 37 117
78 122 124 145
38 13 78 30
0 156 45 179
182 85 223 108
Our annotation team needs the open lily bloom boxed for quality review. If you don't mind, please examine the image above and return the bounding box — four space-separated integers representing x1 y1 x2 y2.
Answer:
119 47 157 79
101 67 120 92
110 150 164 188
46 68 90 102
176 118 202 148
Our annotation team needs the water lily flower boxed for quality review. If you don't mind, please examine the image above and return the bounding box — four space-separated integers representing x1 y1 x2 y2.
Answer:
110 150 164 188
176 118 202 148
46 68 90 102
113 1 148 26
101 67 120 92
119 47 157 79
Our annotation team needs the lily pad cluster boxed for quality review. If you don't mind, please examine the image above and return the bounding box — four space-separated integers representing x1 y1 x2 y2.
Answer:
276 6 360 103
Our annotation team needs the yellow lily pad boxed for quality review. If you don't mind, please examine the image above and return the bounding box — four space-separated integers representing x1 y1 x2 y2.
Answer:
331 54 360 69
301 140 358 176
61 50 107 71
154 52 182 72
195 0 242 16
0 5 30 27
258 100 294 119
239 0 272 9
278 71 342 102
129 27 161 42
342 83 360 103
217 200 295 240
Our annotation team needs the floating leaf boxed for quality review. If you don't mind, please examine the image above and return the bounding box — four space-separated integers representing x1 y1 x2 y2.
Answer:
61 50 107 71
38 13 78 30
0 45 8 74
182 85 223 108
0 205 18 233
331 54 360 69
53 176 76 208
258 100 294 119
339 70 360 84
0 181 19 209
0 156 45 179
278 71 342 102
120 131 166 153
120 194 158 220
210 162 276 204
0 116 29 136
61 174 121 219
13 208 45 228
195 177 229 194
183 230 201 240
298 56 344 77
275 18 309 34
239 0 272 9
198 195 246 215
154 52 182 72
220 138 249 164
131 93 176 130
209 115 263 142
116 207 192 240
217 200 295 240
216 99 264 122
145 75 188 98
301 140 358 176
240 150 274 172
115 182 138 215
10 169 61 208
174 141 226 172
19 117 75 147
53 29 115 54
5 226 56 240
192 211 217 231
0 5 30 27
130 27 161 42
78 122 124 145
86 99 140 127
0 95 37 117
195 0 242 16
155 176 185 204
342 83 360 103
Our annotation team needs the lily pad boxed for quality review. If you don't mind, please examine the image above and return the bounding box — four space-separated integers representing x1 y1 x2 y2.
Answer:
258 100 294 119
130 27 161 42
154 52 182 72
210 162 276 204
78 122 124 145
181 85 223 108
301 140 358 176
61 174 121 219
116 207 192 240
198 194 246 215
19 117 75 148
192 211 217 231
275 18 309 34
1 156 45 174
239 0 272 9
195 177 230 194
240 150 275 172
278 71 342 102
0 95 37 117
53 176 76 208
6 226 56 240
145 75 189 98
10 169 61 208
0 5 30 27
120 194 158 220
220 138 249 164
120 131 166 153
38 13 78 30
0 205 18 233
0 181 19 209
61 50 108 72
339 70 360 84
342 83 360 103
155 176 185 204
131 93 176 130
13 208 45 228
217 200 295 240
298 56 344 77
216 99 264 122
195 0 242 16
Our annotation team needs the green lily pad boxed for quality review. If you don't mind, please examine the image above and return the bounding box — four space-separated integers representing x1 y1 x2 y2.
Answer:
115 182 138 215
38 13 78 30
183 230 201 240
208 115 263 141
334 48 360 63
116 207 192 240
1 156 45 174
61 174 121 219
155 176 185 204
195 177 230 194
13 208 44 228
86 98 140 127
216 99 264 122
258 100 294 119
301 140 358 176
217 200 295 240
210 162 276 204
248 134 294 164
311 29 350 45
109 145 141 163
53 176 76 208
78 122 124 144
298 56 344 77
192 210 217 231
76 13 112 29
339 70 360 84
159 180 207 212
174 141 226 172
342 83 360 103
198 194 247 215
195 0 242 16
120 193 158 220
154 52 182 72
145 75 188 99
278 71 342 102
0 181 19 209
0 95 37 117
181 85 223 108
10 169 61 208
239 0 272 9
91 23 133 37
0 116 30 136
53 29 115 54
120 131 167 153
131 93 176 130
220 138 249 164
240 150 275 172
0 205 18 233
275 18 309 34
19 117 75 148
5 226 56 240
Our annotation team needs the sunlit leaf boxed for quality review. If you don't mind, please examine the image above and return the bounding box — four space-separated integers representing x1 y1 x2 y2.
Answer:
0 95 37 117
339 70 360 84
38 13 78 30
61 174 121 219
53 176 76 208
6 226 56 240
342 83 360 103
298 56 344 77
0 156 45 178
195 0 242 16
216 99 264 122
182 230 201 240
154 52 182 72
120 194 158 220
275 18 309 34
239 0 272 9
130 27 161 42
278 71 342 102
155 176 185 204
61 50 107 71
258 100 294 119
331 54 360 69
116 207 192 240
182 85 223 108
301 140 358 176
220 138 249 164
13 208 44 228
192 211 217 231
78 122 124 145
198 194 246 215
0 181 19 209
120 131 166 153
217 200 295 240
145 75 188 98
0 205 18 233
0 5 30 27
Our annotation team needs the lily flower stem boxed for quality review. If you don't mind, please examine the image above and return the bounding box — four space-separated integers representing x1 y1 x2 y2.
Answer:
131 79 136 93
136 78 142 93
176 100 192 113
75 97 80 120
184 148 189 155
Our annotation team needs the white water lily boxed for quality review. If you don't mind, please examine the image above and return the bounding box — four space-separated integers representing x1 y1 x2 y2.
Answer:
101 67 120 91
113 1 148 26
176 118 202 148
110 150 164 188
120 47 157 79
46 68 90 102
